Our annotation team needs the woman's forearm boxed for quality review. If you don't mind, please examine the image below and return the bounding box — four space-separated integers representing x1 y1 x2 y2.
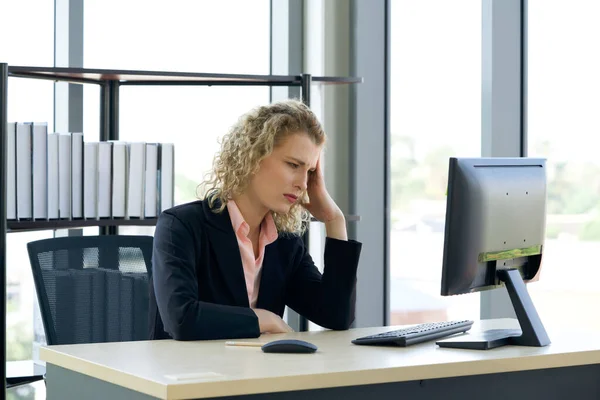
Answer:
324 214 348 241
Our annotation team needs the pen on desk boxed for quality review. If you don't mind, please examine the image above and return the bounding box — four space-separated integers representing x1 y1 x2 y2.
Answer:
225 341 265 347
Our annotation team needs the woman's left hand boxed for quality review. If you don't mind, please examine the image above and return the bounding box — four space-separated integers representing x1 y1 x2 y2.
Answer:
302 155 344 223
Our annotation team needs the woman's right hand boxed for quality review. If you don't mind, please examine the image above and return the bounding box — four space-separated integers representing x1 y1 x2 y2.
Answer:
253 308 294 334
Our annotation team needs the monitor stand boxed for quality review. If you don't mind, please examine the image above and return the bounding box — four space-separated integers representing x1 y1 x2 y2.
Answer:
436 268 551 350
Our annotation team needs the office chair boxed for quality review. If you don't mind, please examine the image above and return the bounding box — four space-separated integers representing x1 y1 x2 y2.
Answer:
26 235 153 346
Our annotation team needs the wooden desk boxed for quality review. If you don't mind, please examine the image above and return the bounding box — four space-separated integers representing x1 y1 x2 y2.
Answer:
40 319 600 400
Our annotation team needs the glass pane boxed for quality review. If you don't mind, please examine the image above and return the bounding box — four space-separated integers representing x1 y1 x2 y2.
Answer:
527 0 600 331
1 0 54 367
7 232 53 363
83 0 271 211
84 0 270 74
390 1 481 325
0 0 54 66
6 379 46 400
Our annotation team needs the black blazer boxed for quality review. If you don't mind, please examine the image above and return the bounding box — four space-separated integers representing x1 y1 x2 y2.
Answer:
148 199 362 341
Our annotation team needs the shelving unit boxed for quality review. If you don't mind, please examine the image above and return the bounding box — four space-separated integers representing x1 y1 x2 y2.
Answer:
7 216 359 234
0 63 362 389
7 218 159 233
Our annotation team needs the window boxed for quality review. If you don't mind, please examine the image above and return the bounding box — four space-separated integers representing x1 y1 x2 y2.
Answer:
1 1 54 399
0 4 269 396
389 1 481 324
0 0 54 359
84 0 270 73
527 0 600 331
83 0 271 236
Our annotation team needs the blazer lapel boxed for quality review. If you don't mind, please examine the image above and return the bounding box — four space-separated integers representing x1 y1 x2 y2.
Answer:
256 240 284 312
202 200 249 308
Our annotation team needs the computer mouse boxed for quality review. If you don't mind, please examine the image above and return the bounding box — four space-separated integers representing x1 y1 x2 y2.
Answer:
261 339 318 354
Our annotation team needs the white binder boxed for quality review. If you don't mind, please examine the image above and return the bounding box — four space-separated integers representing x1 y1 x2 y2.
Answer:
16 122 33 220
144 143 159 218
58 133 72 219
47 133 60 219
84 142 99 219
71 132 84 219
111 142 128 218
32 123 48 220
6 122 16 220
97 142 113 218
160 143 175 212
127 142 146 219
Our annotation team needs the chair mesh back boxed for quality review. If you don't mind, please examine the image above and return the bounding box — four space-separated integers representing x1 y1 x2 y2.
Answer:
27 235 153 345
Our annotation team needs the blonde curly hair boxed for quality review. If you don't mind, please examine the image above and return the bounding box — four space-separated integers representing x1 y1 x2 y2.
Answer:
199 99 326 234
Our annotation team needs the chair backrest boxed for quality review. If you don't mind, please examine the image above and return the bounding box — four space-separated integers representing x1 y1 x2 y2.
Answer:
27 235 153 346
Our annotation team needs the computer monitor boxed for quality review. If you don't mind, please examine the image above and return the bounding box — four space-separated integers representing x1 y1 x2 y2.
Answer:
436 157 551 350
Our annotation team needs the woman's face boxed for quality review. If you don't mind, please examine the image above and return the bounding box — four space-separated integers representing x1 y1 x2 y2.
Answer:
246 132 321 215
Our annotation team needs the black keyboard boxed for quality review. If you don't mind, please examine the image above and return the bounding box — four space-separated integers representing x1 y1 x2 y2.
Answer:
352 320 474 347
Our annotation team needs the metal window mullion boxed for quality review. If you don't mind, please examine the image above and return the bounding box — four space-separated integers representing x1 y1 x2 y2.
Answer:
271 0 306 332
480 0 525 319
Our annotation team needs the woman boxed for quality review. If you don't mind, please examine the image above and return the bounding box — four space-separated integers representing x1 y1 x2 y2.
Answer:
148 99 362 341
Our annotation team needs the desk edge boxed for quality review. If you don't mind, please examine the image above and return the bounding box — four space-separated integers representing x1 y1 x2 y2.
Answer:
41 347 168 399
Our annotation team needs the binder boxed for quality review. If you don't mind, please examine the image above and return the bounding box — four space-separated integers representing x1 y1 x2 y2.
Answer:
47 133 60 219
111 142 128 218
97 142 113 218
16 122 33 220
144 144 159 218
127 142 146 219
32 123 48 220
160 143 175 212
6 122 16 220
71 132 84 219
58 134 72 219
84 142 99 219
